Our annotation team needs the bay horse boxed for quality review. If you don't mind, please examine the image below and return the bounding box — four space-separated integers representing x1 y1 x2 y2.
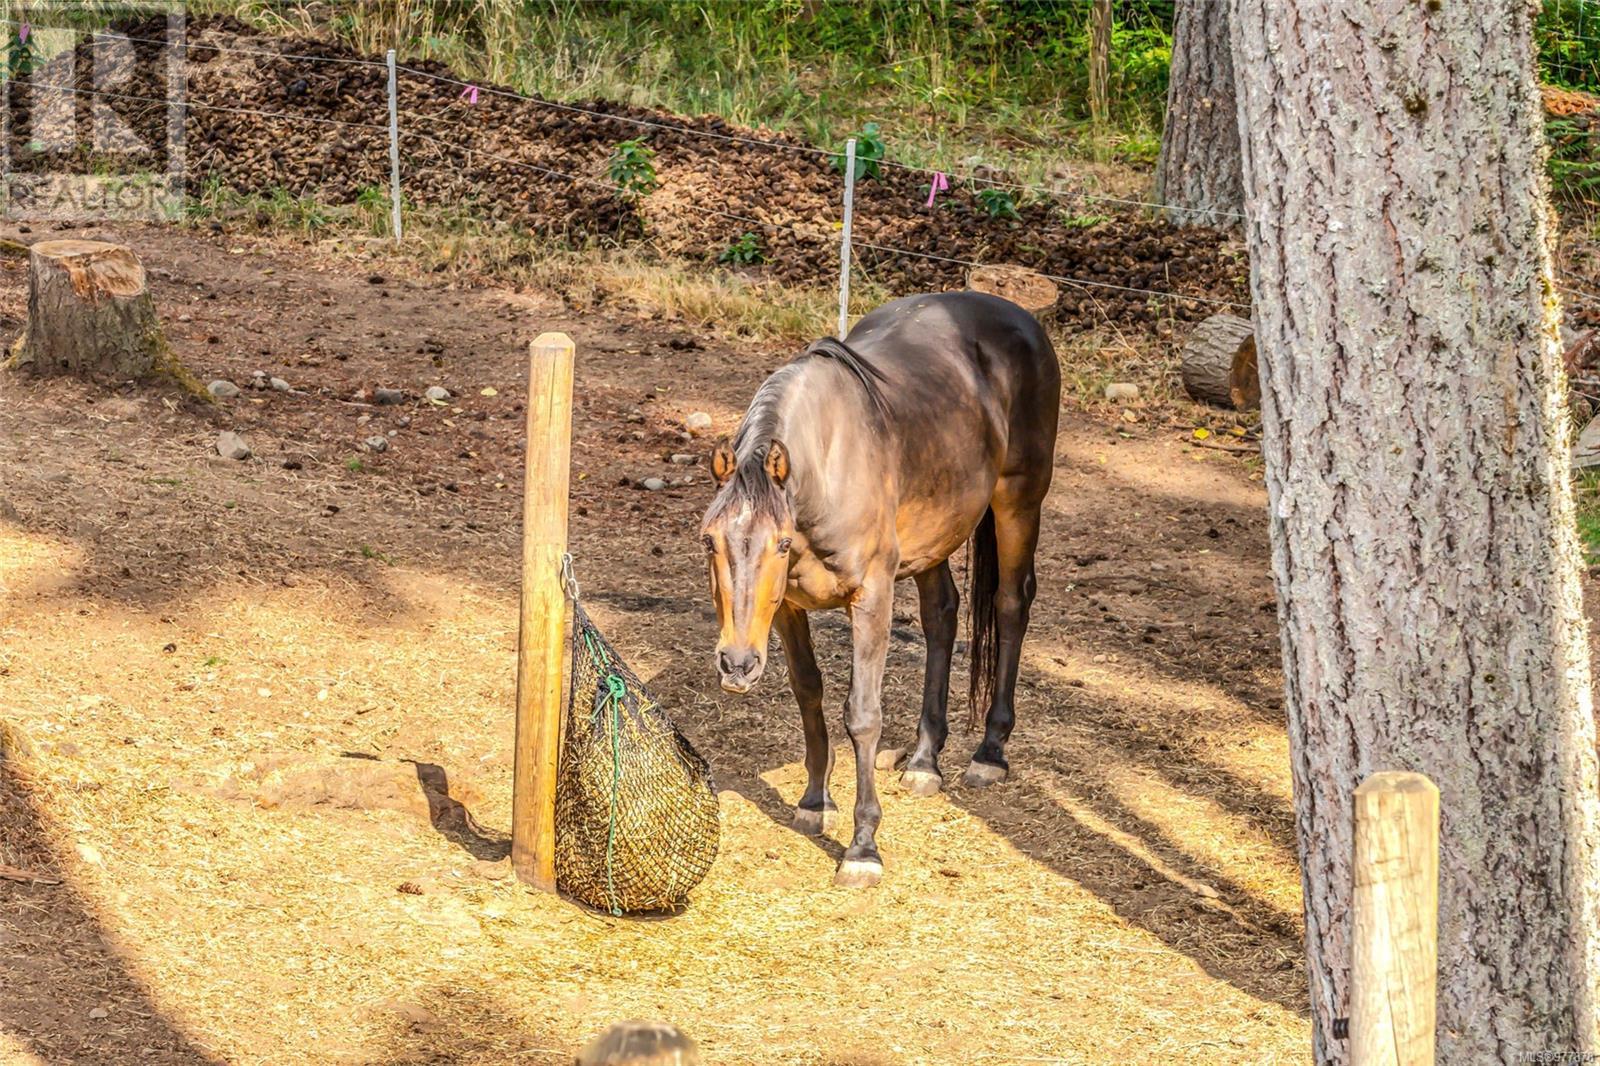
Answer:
700 290 1060 887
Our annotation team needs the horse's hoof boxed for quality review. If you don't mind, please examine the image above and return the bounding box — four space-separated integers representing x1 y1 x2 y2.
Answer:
834 858 883 889
874 746 907 771
962 761 1008 788
792 806 837 835
900 769 943 796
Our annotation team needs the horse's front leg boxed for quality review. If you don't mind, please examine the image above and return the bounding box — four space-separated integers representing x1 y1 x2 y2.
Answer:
773 603 835 834
836 572 894 888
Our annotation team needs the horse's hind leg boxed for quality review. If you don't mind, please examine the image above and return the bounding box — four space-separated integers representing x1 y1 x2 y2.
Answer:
902 561 957 796
774 604 835 833
965 489 1044 787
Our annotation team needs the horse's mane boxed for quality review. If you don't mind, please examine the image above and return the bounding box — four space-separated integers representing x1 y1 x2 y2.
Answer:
800 336 890 423
705 338 888 524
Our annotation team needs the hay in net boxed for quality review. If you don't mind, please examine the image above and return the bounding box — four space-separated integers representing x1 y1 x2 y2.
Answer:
555 602 720 914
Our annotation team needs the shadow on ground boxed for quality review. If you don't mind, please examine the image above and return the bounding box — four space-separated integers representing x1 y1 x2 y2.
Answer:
0 749 225 1065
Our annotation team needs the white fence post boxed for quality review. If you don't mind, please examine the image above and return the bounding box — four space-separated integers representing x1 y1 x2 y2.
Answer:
838 137 856 340
386 49 403 243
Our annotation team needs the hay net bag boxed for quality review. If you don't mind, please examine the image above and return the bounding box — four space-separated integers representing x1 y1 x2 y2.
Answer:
555 588 720 915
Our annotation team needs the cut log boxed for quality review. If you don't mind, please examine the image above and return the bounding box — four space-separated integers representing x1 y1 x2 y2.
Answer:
576 1022 698 1066
966 264 1058 317
1180 313 1259 409
9 240 173 381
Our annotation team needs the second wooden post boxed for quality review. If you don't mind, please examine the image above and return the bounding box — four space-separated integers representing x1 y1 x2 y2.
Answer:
1350 770 1440 1066
510 331 576 890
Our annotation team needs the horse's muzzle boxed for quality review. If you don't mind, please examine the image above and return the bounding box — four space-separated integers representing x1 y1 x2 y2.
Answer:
717 648 765 694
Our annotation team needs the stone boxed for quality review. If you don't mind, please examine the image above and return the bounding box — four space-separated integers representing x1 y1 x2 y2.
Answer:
684 411 713 435
424 385 450 402
640 477 667 491
1104 382 1140 403
207 379 240 399
216 431 251 460
88 1007 109 1021
365 436 389 453
270 377 291 392
374 387 406 405
670 453 697 465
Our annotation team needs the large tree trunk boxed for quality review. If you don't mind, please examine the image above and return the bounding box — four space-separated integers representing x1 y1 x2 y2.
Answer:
9 240 165 379
1155 0 1243 227
1232 2 1600 1063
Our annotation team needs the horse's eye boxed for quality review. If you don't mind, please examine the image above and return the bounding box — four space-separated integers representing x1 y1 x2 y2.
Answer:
702 535 716 555
776 537 792 555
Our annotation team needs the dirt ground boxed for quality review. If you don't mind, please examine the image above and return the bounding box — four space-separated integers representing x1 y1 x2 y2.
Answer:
0 220 1309 1064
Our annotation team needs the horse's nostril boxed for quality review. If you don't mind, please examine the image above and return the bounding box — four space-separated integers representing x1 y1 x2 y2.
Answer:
718 650 735 675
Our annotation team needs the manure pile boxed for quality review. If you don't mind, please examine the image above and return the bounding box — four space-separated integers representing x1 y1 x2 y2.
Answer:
11 15 1250 331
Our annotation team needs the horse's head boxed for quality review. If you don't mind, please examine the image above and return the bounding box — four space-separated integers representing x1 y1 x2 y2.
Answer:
700 437 795 694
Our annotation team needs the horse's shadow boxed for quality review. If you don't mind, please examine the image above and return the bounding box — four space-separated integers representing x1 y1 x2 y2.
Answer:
662 602 1306 1015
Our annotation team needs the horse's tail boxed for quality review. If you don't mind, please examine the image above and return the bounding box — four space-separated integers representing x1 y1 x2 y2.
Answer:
967 507 999 731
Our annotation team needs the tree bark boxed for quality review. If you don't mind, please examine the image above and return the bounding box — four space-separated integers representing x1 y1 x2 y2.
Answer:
1232 2 1600 1063
1156 0 1243 227
1179 312 1256 409
1087 0 1111 137
9 240 165 379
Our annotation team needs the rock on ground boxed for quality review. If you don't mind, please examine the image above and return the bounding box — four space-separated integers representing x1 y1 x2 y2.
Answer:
216 431 251 460
1104 382 1140 403
207 379 240 399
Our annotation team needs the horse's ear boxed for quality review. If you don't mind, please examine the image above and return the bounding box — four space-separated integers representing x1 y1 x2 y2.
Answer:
711 439 737 485
764 439 790 486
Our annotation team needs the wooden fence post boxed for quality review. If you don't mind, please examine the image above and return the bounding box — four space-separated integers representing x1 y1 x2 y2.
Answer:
510 332 576 890
1088 0 1112 157
1350 771 1440 1065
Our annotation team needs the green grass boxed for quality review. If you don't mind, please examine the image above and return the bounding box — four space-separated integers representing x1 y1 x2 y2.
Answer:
1577 471 1600 564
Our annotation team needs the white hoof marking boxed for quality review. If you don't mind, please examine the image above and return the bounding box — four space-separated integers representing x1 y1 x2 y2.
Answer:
792 807 837 835
962 761 1008 788
874 746 907 771
834 859 883 889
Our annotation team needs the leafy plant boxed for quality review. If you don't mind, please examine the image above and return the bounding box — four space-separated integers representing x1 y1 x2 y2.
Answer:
355 184 392 235
607 138 659 200
976 187 1020 220
2 26 35 82
717 231 764 265
833 122 886 181
1061 212 1111 229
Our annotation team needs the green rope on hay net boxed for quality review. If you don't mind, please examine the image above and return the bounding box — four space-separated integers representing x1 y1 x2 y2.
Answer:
555 572 720 915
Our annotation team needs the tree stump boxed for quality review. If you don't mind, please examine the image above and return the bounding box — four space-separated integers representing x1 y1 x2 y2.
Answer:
8 239 172 380
967 264 1058 318
1179 313 1259 409
575 1022 698 1066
